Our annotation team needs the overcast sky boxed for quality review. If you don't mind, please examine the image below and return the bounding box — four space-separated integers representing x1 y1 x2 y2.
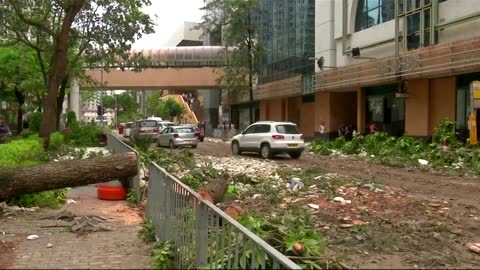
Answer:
132 0 205 49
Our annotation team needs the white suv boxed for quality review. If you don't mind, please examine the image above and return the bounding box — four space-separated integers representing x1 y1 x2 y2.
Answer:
231 121 305 159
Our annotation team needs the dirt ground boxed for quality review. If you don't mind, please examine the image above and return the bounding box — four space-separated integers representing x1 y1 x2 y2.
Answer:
195 140 480 269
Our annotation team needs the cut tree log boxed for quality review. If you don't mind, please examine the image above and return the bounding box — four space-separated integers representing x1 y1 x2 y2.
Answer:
0 152 138 202
197 176 228 204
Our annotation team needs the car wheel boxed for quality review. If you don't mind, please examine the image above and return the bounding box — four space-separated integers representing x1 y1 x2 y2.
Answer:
156 139 161 147
192 144 198 149
260 143 271 159
169 140 176 149
231 141 241 155
290 152 302 159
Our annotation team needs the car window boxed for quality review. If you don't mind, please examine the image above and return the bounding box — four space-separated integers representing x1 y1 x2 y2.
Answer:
243 125 257 134
276 124 299 134
175 128 193 133
255 124 271 133
139 121 156 127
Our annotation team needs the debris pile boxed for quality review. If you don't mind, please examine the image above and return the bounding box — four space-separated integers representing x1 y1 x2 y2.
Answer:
0 202 38 216
41 210 112 233
196 155 283 181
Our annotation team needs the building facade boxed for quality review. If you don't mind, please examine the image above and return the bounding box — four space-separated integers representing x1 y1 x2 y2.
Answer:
225 0 480 138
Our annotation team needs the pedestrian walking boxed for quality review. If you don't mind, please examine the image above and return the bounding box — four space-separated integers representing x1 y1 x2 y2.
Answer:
319 121 326 141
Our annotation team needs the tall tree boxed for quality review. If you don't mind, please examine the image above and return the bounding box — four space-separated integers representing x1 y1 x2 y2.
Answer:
0 0 154 146
0 46 44 133
199 0 262 124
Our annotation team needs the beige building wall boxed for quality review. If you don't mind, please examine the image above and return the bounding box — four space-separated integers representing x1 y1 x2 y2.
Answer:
429 77 456 135
405 79 430 137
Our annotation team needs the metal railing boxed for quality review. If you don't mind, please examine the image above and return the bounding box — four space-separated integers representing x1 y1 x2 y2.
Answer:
106 133 141 202
147 163 301 270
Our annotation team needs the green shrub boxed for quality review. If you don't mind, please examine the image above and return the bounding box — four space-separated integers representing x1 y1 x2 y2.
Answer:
49 132 65 150
65 123 101 147
126 189 139 205
132 135 153 153
151 241 174 269
29 112 43 132
66 111 78 128
331 136 347 149
19 130 37 139
433 119 461 148
0 135 45 167
7 189 67 209
310 139 332 155
139 219 157 243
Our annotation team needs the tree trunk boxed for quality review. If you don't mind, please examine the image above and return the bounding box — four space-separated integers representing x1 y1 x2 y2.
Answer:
56 76 68 130
0 152 138 202
14 87 24 134
39 0 86 146
197 176 228 204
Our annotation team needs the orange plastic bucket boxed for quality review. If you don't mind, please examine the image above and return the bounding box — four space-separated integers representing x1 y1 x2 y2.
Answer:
97 180 126 200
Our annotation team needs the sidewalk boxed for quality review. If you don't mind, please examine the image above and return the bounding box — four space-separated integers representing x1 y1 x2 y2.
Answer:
0 186 151 269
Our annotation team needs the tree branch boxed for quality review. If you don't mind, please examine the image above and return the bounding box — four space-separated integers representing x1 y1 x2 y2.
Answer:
6 0 56 37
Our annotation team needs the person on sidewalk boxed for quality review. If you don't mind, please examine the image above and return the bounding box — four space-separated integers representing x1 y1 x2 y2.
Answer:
369 122 377 134
0 118 12 143
319 121 326 141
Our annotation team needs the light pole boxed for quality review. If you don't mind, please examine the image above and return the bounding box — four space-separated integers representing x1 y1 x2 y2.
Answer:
100 68 104 131
115 93 118 126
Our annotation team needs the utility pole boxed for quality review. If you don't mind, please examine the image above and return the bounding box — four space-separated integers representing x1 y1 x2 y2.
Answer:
115 93 118 126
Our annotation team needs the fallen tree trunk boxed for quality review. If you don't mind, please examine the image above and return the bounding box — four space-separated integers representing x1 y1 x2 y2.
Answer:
197 176 228 204
0 152 138 202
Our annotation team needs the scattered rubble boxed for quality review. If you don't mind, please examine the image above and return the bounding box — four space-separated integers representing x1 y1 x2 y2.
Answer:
41 210 112 234
195 155 283 181
466 243 480 254
418 159 429 166
46 243 53 248
0 202 38 216
27 235 39 240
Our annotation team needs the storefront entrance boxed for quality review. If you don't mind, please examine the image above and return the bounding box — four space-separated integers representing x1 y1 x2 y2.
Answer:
365 84 405 136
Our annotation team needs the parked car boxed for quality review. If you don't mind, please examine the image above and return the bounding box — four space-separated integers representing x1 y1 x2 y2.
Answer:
130 119 159 141
231 121 305 159
123 122 134 138
156 121 175 133
156 125 198 149
182 124 205 142
117 123 125 134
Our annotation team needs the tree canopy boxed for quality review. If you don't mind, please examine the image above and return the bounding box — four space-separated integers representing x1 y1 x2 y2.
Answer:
199 0 262 124
0 45 45 132
147 92 185 121
0 0 155 146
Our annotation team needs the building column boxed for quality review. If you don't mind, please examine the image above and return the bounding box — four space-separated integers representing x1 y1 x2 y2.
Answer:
69 78 80 120
405 79 430 137
357 88 365 134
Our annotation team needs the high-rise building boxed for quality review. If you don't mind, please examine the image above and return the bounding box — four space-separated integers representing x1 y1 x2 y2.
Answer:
224 0 480 139
256 0 315 84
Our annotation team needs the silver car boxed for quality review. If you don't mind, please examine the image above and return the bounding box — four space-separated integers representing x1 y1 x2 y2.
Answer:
123 122 134 138
156 126 198 149
130 120 159 141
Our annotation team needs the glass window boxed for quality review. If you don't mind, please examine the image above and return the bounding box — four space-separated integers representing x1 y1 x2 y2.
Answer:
355 0 394 32
276 124 299 134
175 128 194 133
139 121 156 127
243 125 257 134
407 13 420 50
252 124 271 133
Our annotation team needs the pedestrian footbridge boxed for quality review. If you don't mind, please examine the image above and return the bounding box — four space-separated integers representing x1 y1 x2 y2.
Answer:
83 46 226 90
